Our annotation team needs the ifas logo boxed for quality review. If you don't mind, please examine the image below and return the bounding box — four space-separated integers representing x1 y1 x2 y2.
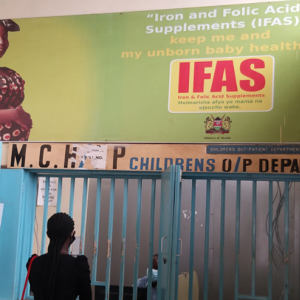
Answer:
204 115 232 134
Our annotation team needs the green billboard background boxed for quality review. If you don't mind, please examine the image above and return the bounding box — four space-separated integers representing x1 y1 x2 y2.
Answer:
2 1 300 142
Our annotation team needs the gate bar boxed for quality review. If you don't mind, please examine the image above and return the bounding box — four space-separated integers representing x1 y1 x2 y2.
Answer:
133 179 143 300
268 181 273 300
173 167 182 300
56 177 62 213
235 181 241 300
147 179 156 300
69 177 75 217
219 180 226 300
79 177 88 255
251 181 257 296
119 179 129 300
238 295 268 300
29 169 162 180
41 177 50 254
30 169 300 181
284 181 289 300
188 179 196 300
92 178 102 284
105 178 115 299
203 180 211 300
24 174 38 300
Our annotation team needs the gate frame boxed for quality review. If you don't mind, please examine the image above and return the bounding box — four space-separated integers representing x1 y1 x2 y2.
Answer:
14 169 300 300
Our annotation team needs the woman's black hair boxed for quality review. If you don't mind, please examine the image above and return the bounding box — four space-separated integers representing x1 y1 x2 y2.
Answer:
38 212 74 300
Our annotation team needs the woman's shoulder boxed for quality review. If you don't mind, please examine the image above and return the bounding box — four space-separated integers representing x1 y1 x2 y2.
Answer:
0 67 23 83
26 254 46 269
59 254 89 266
75 254 88 261
0 67 24 89
75 255 89 264
0 67 20 76
74 255 90 271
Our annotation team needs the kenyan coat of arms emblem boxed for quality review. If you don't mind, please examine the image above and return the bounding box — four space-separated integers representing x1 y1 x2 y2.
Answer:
204 115 232 134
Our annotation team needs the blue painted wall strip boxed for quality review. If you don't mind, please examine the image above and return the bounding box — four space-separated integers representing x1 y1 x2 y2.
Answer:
284 181 289 300
92 178 102 284
235 181 241 300
0 142 2 174
119 178 129 300
188 179 196 300
203 180 211 300
105 178 115 300
80 177 88 255
251 181 257 296
147 179 156 300
268 181 273 300
10 170 25 300
133 179 143 300
41 177 50 254
219 180 226 300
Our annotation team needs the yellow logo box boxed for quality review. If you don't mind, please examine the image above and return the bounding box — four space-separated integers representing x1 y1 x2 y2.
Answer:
168 56 274 113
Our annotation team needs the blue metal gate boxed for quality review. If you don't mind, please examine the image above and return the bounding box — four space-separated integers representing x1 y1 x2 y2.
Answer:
13 168 181 300
1 168 299 300
180 172 300 300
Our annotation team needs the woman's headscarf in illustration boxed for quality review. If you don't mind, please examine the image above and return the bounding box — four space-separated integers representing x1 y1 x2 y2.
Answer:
0 19 19 32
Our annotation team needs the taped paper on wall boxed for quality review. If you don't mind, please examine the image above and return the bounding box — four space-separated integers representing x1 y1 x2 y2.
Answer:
71 144 107 169
37 177 58 206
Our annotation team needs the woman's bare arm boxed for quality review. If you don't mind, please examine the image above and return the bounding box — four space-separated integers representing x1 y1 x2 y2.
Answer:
0 106 32 131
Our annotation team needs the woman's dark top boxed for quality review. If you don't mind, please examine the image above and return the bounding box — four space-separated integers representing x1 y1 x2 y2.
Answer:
26 254 92 300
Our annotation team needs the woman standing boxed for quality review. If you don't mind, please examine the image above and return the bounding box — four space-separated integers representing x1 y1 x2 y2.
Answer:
27 213 92 300
0 19 32 141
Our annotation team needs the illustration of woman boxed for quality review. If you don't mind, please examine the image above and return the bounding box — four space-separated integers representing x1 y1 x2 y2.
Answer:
0 19 32 141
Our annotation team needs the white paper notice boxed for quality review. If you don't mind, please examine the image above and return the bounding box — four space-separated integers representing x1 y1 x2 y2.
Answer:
37 177 58 206
71 144 108 169
0 203 3 229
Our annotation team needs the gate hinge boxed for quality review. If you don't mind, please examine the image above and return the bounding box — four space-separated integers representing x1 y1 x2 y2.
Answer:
180 169 182 182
